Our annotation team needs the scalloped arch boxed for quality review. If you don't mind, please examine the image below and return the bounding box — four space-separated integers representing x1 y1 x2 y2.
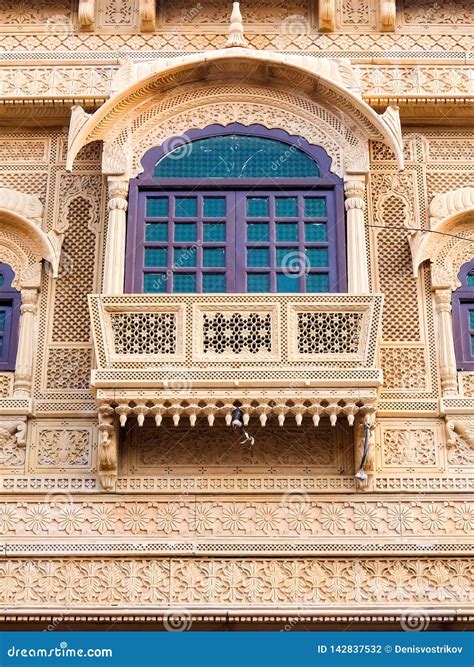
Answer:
66 49 404 174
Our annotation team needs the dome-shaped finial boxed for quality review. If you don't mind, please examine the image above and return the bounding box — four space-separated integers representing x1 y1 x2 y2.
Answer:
225 2 248 48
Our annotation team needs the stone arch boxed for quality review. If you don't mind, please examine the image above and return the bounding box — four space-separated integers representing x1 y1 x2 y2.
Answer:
410 186 474 290
66 49 404 176
0 188 62 287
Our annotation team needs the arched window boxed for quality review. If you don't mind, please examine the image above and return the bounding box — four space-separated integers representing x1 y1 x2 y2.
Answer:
125 125 346 294
452 259 474 371
0 263 20 371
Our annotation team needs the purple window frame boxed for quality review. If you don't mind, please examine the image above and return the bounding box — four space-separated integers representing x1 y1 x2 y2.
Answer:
0 263 20 372
125 124 346 294
452 259 474 371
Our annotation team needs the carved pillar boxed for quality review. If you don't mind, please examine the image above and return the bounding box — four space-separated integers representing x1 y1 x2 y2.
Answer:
98 405 118 492
344 175 370 294
318 0 336 32
434 288 458 396
380 0 396 31
13 288 39 398
103 178 129 295
354 412 375 492
139 0 156 31
78 0 94 30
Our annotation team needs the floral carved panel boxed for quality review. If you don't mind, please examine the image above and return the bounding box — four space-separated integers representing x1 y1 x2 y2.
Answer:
27 421 96 472
376 421 445 473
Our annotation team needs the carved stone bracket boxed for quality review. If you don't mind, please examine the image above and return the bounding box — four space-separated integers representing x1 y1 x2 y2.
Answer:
380 0 396 31
97 404 118 492
318 0 336 32
354 412 376 491
139 0 156 32
445 417 473 450
78 0 95 31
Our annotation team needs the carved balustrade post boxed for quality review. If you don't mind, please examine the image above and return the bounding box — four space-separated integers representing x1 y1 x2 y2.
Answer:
344 175 370 294
434 287 458 396
103 177 129 294
13 288 39 398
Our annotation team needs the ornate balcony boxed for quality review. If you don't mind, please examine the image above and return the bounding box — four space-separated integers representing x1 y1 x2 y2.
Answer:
89 293 383 490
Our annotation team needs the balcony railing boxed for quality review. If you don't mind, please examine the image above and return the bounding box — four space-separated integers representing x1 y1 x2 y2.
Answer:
89 293 383 490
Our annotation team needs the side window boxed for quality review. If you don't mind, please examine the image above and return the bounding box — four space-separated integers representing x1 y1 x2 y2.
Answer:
0 263 20 372
452 259 474 371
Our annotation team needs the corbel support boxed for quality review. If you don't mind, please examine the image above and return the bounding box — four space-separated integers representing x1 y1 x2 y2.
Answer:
354 413 375 491
78 0 94 31
344 174 370 294
13 288 39 398
433 287 458 396
103 177 129 295
98 405 118 492
318 0 336 32
139 0 156 32
380 0 396 31
0 418 27 446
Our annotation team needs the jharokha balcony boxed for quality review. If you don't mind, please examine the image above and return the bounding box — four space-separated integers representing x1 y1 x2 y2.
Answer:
89 293 383 491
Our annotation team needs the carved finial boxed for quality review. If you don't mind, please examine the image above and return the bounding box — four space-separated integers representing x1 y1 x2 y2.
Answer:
225 2 248 48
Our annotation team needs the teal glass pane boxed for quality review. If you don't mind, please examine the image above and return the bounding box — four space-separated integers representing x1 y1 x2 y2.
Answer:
247 223 269 242
306 248 328 268
146 223 168 242
0 273 4 287
204 223 226 242
173 274 196 292
469 310 474 328
154 135 320 179
307 273 329 292
146 196 168 217
174 247 197 268
471 335 474 355
247 197 269 218
305 222 327 242
203 197 226 218
304 197 327 217
144 248 168 267
144 273 167 293
247 248 269 267
467 272 474 287
277 273 300 292
276 248 298 267
203 248 226 268
203 273 226 292
175 223 197 242
275 197 298 217
247 273 270 292
0 312 5 332
0 336 3 356
276 223 298 242
175 197 197 218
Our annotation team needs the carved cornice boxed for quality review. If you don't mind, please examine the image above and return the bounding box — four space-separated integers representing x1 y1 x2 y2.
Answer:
66 50 404 172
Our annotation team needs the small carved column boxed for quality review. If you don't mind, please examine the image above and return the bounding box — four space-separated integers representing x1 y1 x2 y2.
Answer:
344 175 370 294
103 177 129 294
98 404 119 492
13 288 39 398
434 287 458 395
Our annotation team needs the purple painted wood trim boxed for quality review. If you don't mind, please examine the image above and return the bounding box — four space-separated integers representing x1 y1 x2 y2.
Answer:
452 258 474 371
137 124 336 181
125 124 347 294
0 263 20 371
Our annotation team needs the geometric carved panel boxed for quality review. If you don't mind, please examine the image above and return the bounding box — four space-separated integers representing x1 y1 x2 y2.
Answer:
376 420 445 473
123 420 353 477
27 420 96 472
